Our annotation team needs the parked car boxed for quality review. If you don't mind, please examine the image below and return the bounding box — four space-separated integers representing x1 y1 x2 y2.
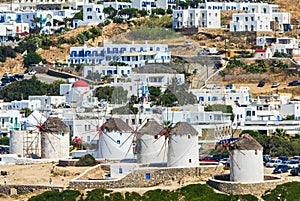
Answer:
28 69 36 75
14 74 24 79
273 164 289 174
0 83 6 88
2 72 11 78
266 159 282 167
219 158 229 165
1 77 10 83
290 166 300 176
287 160 300 169
226 84 233 89
271 82 280 88
257 80 265 87
199 155 218 163
279 156 289 162
291 156 300 162
263 155 271 163
288 80 300 86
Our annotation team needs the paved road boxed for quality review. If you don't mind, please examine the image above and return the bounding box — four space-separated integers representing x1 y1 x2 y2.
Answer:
26 73 66 84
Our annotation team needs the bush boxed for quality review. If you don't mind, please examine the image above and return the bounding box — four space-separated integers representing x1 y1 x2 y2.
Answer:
76 154 97 166
23 52 43 68
0 137 9 145
262 182 300 201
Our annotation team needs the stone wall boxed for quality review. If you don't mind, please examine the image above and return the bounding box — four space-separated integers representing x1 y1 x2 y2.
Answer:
0 184 63 195
207 174 284 196
69 165 226 189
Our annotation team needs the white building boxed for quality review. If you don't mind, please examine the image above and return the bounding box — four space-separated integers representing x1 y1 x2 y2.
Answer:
254 48 272 59
9 100 41 111
172 8 220 29
61 80 98 107
256 36 299 56
73 2 104 27
0 110 22 135
83 65 132 78
69 42 171 67
279 102 300 120
103 1 131 11
190 86 250 105
230 3 291 32
29 95 66 109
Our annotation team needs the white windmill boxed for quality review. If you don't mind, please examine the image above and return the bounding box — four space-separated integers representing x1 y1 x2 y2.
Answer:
11 110 49 158
41 117 70 159
98 117 134 160
229 134 264 182
136 119 165 164
167 122 199 167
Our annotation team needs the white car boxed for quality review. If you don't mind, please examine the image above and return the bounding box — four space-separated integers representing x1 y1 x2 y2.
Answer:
265 159 282 168
28 70 36 75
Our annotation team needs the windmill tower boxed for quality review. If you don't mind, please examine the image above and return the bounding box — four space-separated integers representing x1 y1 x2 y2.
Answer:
230 134 264 182
98 118 133 160
136 119 165 164
41 117 70 159
10 110 48 158
167 122 199 167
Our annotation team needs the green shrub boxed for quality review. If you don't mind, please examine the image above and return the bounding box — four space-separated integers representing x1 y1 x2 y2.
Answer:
76 154 97 166
262 182 300 201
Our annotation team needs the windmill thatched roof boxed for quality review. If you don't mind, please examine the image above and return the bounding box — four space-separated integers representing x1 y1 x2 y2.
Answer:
233 134 263 150
170 122 198 136
139 119 163 135
42 117 70 134
103 118 132 132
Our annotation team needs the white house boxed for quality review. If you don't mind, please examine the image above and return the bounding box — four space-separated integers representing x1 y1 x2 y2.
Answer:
69 42 171 67
73 1 104 27
254 48 272 59
29 95 66 109
83 65 132 78
0 110 22 136
103 1 131 11
278 102 300 120
172 8 220 29
62 80 98 107
230 3 291 32
190 86 250 105
256 36 299 56
9 100 42 111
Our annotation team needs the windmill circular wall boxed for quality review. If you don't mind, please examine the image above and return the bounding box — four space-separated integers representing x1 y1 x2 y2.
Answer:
41 132 69 159
207 174 284 195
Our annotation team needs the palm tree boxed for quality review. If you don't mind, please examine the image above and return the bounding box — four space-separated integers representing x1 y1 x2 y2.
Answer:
274 128 289 141
63 17 71 29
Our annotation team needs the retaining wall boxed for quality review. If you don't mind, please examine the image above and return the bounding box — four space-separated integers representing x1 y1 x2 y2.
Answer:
0 185 63 195
69 165 226 189
207 174 284 196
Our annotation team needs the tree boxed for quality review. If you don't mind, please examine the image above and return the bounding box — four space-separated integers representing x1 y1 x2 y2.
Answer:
149 86 161 101
73 10 83 20
30 16 41 34
15 41 37 53
23 52 43 68
111 87 128 104
103 7 117 19
0 136 9 145
118 8 138 20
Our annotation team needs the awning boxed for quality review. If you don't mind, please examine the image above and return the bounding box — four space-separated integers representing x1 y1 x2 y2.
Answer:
141 51 157 56
121 52 141 57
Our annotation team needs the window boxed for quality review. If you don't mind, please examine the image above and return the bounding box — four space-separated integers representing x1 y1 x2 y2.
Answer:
87 16 92 20
145 173 150 180
187 134 191 139
117 140 120 144
246 111 251 116
189 159 192 163
87 8 92 12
